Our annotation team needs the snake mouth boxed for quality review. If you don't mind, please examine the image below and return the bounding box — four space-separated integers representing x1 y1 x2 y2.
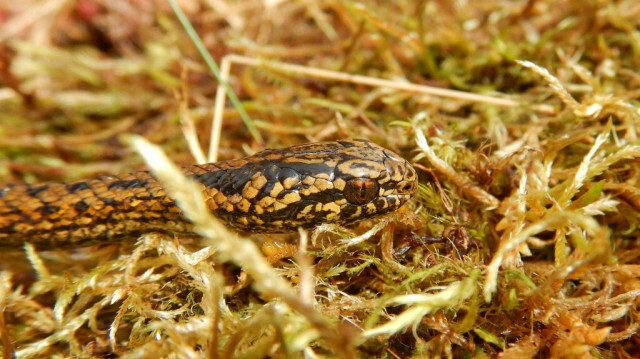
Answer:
397 193 413 202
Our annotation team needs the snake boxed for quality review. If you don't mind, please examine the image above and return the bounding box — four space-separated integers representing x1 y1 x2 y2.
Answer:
0 139 418 249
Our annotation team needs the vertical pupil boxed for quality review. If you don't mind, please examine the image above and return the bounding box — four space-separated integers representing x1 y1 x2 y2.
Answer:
345 178 379 205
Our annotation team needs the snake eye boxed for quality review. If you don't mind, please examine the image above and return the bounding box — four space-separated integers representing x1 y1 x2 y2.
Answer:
344 178 379 205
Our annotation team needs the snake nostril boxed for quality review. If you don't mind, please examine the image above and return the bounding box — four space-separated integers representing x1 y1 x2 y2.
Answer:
398 183 411 193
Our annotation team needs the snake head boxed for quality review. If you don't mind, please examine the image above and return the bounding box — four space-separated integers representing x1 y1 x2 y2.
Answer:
199 139 418 232
333 140 417 222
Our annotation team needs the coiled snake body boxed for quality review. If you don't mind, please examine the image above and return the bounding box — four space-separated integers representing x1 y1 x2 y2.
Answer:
0 139 417 249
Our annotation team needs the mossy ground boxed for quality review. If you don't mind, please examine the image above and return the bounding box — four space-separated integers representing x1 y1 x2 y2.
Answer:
0 1 639 358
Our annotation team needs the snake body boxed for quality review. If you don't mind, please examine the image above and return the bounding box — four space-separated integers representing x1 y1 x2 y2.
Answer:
0 139 417 249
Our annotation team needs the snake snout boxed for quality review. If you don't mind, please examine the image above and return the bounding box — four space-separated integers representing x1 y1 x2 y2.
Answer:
400 163 418 195
397 180 416 195
380 150 418 210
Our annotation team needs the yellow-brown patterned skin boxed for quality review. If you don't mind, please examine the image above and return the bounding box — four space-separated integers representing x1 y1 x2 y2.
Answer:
0 140 417 248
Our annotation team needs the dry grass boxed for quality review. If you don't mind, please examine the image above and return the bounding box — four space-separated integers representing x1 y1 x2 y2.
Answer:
1 0 640 357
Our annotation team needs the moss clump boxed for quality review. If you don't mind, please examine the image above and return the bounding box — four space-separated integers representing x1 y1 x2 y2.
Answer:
1 1 639 357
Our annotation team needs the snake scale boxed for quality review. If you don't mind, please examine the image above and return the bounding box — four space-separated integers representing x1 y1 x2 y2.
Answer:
0 139 418 249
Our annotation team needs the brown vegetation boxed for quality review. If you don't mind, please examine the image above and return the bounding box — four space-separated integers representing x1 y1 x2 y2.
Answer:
0 0 639 357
